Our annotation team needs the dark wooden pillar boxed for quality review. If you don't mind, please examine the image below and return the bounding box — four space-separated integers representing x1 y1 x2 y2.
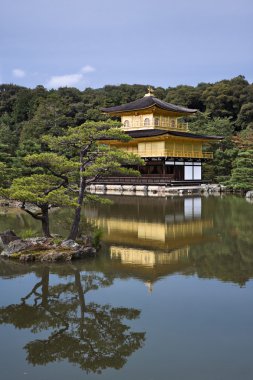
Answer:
162 161 166 176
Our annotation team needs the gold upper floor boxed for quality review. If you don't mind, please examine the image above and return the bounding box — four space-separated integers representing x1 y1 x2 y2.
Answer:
104 137 214 159
121 114 189 132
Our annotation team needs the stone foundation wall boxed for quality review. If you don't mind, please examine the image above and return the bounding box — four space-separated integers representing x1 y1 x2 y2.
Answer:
86 184 229 197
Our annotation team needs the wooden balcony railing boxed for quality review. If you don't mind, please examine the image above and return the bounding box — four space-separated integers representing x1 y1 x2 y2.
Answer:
91 175 205 186
137 150 213 159
122 121 189 132
93 175 175 185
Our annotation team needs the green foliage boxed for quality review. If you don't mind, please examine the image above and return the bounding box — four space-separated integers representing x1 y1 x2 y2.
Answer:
188 114 237 181
12 140 43 177
228 150 253 190
189 113 234 137
92 228 103 249
235 102 253 130
13 89 33 123
5 174 74 206
19 228 38 239
165 84 204 111
24 152 79 179
1 151 79 236
200 75 250 120
52 236 63 245
84 194 113 205
42 121 143 180
1 119 143 239
1 77 253 191
42 120 143 240
0 162 9 187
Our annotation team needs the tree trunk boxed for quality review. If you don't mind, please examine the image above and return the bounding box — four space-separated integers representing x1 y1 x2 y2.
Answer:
42 267 49 307
41 205 51 238
68 169 86 241
74 269 86 340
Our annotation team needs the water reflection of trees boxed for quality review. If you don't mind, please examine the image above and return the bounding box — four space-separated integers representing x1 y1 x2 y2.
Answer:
188 197 253 286
96 196 253 287
0 267 145 373
2 196 253 287
187 196 253 285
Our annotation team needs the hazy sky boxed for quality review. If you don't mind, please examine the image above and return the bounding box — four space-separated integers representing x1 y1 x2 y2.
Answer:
1 0 253 89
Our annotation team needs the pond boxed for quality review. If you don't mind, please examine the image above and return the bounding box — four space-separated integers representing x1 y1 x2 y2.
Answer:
1 195 253 380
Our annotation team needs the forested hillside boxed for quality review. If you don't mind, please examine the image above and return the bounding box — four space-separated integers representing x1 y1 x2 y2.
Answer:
1 75 253 187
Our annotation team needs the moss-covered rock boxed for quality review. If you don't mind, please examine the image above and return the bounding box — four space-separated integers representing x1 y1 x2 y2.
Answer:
0 236 96 263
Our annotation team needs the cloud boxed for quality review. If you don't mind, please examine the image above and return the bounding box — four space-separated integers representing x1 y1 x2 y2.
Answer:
81 65 95 74
47 74 83 88
12 68 26 78
46 65 95 89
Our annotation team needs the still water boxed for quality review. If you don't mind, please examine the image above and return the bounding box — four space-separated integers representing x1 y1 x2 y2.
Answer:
1 195 253 380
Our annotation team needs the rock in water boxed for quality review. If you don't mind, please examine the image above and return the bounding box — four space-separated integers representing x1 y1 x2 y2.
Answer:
61 240 81 249
19 254 36 263
0 236 97 261
0 239 33 257
0 230 20 250
41 251 66 262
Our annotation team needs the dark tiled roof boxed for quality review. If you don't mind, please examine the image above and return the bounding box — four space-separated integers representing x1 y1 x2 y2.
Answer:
126 129 168 138
168 130 223 140
101 96 197 114
126 129 223 140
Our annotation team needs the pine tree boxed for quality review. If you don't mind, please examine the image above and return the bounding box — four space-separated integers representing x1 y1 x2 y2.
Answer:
0 153 78 237
229 150 253 190
1 121 143 240
43 121 143 240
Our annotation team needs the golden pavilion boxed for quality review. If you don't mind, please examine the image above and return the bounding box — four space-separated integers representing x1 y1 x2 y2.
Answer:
100 88 222 183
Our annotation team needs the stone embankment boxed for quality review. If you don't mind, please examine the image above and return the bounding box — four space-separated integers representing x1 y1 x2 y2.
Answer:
245 191 253 203
0 231 96 263
0 198 22 207
86 183 228 197
246 191 253 198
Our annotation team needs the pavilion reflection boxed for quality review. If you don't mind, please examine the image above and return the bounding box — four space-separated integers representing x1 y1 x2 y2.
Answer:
110 246 189 267
85 196 214 269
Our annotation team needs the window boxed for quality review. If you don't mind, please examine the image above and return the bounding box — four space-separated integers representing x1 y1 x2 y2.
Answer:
193 166 201 180
184 165 193 180
144 118 150 127
154 117 159 126
124 120 130 128
171 119 176 128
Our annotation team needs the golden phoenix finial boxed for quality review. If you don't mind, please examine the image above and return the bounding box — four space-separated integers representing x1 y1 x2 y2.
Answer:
144 86 154 97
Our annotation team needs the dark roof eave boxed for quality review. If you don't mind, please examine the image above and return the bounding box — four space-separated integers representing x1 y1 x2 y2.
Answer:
100 96 197 115
100 106 197 115
126 129 223 140
100 129 223 141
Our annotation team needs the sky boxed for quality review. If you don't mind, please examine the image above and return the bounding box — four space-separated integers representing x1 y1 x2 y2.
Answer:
1 0 253 90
